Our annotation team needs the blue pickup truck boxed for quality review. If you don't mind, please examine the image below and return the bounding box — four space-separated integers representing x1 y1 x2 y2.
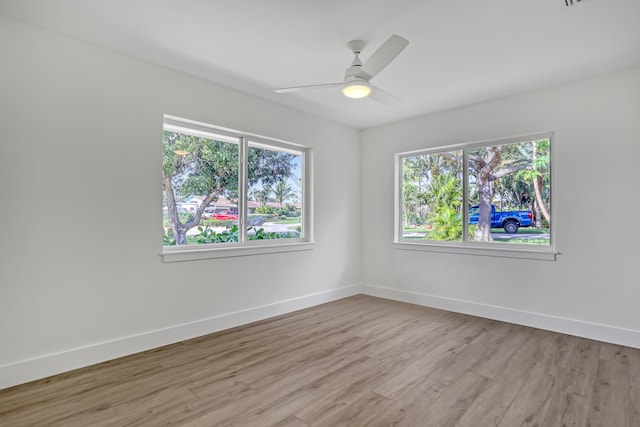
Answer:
469 205 533 234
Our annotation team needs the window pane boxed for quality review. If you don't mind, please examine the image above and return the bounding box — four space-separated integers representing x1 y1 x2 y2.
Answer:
163 130 240 246
402 151 463 241
248 142 303 241
467 139 551 245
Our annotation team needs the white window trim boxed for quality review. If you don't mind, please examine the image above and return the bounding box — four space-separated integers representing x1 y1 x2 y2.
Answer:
162 242 315 263
394 132 557 261
162 115 314 262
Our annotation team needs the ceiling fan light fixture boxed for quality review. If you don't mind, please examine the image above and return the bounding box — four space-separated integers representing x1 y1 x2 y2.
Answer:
342 81 372 99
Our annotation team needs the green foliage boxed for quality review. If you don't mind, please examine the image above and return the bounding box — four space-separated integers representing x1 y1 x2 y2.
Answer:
200 219 236 228
254 203 299 218
423 173 462 209
194 225 240 244
164 132 239 199
427 205 463 241
163 228 176 246
402 152 462 228
275 205 300 218
251 227 298 240
422 172 464 241
247 147 297 188
402 155 431 227
163 212 195 228
256 205 275 214
475 139 550 213
192 225 298 244
252 185 273 207
515 139 550 201
274 180 296 207
251 227 287 240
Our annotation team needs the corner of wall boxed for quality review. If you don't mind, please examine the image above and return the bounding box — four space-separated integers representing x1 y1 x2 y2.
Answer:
362 283 640 349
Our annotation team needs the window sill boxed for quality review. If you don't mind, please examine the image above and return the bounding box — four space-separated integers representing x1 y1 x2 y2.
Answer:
393 241 557 261
162 241 314 263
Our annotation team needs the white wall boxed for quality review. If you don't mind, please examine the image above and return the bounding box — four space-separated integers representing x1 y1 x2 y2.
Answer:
361 67 640 347
0 17 361 389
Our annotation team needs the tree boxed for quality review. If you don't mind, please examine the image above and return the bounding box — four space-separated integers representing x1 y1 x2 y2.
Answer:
402 153 461 228
253 185 273 206
424 173 463 241
163 131 295 245
444 144 533 242
531 139 551 224
513 139 551 227
274 180 295 208
468 146 536 241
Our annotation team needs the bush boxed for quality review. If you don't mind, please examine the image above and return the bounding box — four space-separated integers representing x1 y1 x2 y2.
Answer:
193 225 299 243
163 228 176 246
200 219 236 228
194 225 239 243
255 205 275 214
278 204 300 218
426 205 463 241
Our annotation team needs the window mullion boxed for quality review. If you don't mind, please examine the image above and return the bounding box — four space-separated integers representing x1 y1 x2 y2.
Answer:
462 149 469 242
239 137 248 243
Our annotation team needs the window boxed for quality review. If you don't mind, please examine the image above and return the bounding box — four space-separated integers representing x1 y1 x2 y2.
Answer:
396 133 554 260
162 115 311 262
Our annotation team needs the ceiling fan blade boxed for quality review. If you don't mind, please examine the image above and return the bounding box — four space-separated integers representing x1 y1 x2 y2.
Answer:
369 85 402 106
360 34 409 80
274 82 342 93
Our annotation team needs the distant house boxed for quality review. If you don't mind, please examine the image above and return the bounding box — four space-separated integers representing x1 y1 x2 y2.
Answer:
181 195 260 214
182 195 205 205
247 201 260 213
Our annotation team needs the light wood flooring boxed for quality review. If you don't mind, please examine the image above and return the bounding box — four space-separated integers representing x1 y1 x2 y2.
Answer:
1 295 639 426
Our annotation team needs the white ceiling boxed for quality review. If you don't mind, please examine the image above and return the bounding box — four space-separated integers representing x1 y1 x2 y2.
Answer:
2 0 640 129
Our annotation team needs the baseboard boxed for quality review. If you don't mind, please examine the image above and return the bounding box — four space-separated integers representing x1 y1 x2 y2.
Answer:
0 284 362 390
362 283 640 349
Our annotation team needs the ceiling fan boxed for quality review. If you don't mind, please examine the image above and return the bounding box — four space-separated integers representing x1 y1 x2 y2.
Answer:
274 34 409 105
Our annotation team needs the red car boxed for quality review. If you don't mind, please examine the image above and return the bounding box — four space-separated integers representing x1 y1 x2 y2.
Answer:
213 211 239 221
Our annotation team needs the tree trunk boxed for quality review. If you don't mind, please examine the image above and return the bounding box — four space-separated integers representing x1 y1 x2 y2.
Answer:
533 175 550 223
533 199 542 228
163 176 188 245
473 173 494 242
472 147 502 242
164 176 219 245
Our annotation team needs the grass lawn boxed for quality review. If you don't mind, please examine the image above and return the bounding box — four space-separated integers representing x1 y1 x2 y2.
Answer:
271 217 301 224
402 226 550 245
403 227 429 233
490 227 549 235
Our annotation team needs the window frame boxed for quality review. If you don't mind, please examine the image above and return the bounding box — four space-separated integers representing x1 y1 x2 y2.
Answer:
162 115 313 262
394 132 557 261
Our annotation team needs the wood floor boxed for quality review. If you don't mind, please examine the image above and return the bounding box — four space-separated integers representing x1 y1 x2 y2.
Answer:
1 295 639 426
